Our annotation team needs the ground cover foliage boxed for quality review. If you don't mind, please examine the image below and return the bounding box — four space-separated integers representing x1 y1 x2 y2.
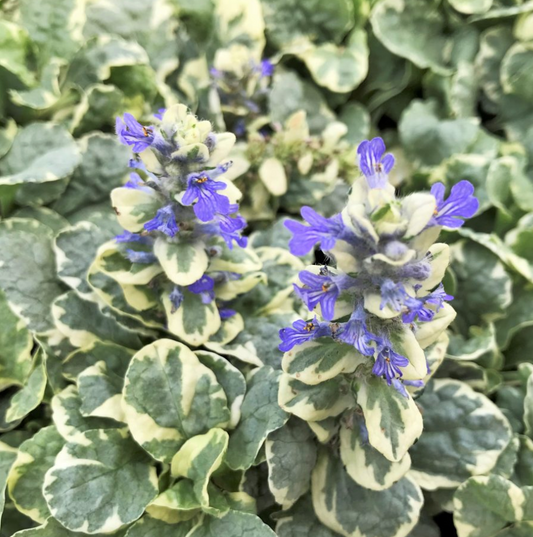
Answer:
1 0 533 536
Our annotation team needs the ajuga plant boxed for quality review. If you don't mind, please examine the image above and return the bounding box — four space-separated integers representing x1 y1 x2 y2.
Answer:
88 104 264 347
229 111 358 222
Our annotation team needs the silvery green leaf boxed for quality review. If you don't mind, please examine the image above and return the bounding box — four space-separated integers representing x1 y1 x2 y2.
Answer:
54 221 116 298
261 0 353 47
18 0 85 65
52 291 142 350
451 241 512 332
399 100 479 167
171 428 229 507
5 350 46 424
0 289 32 391
279 374 353 422
339 419 411 491
124 513 195 537
268 71 334 134
265 418 317 508
63 340 133 382
312 449 423 537
12 517 126 537
188 510 276 537
7 426 65 523
339 102 371 145
410 379 512 489
70 83 125 136
0 442 17 527
502 42 533 103
513 435 533 487
453 475 533 537
296 29 368 93
194 351 246 429
123 339 230 463
356 376 422 463
0 21 34 86
492 435 520 480
51 385 122 442
225 367 288 471
0 123 80 188
43 429 158 533
13 207 69 234
0 219 65 333
371 0 450 74
52 133 129 216
282 338 364 386
276 495 338 537
447 322 498 361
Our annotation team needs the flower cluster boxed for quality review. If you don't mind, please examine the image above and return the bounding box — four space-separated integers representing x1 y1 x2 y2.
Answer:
279 137 478 394
100 104 263 346
209 44 274 137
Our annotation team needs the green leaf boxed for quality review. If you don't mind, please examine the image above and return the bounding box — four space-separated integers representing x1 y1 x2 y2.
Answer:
399 100 479 167
356 376 423 463
123 339 230 463
124 514 195 537
338 102 371 145
0 289 32 390
453 475 533 537
409 379 512 489
282 338 365 385
312 450 423 537
7 426 65 523
261 0 353 47
448 0 493 14
0 219 65 333
52 290 142 350
0 21 34 86
194 351 246 429
276 496 338 537
371 0 450 75
54 221 116 298
52 133 130 216
18 0 85 65
0 123 80 188
51 385 122 442
5 350 46 423
451 241 512 331
279 375 353 422
171 428 229 506
0 443 17 527
13 207 68 233
43 429 158 533
11 517 126 537
146 478 202 522
187 510 276 537
265 418 317 508
502 42 533 102
339 419 411 491
297 29 368 93
154 239 209 286
225 367 288 471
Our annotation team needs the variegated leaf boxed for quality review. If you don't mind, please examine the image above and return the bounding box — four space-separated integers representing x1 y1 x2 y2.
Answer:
154 238 208 286
123 339 230 463
43 429 158 534
124 514 195 537
187 510 276 537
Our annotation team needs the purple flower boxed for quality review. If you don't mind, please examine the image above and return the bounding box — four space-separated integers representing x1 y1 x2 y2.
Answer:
169 287 184 313
380 279 406 311
372 340 409 385
220 308 237 319
259 59 274 78
336 306 376 356
116 113 155 153
402 284 453 323
124 172 151 192
144 206 179 237
294 269 341 321
357 137 395 189
182 163 232 222
430 180 479 228
188 275 215 304
154 108 166 120
284 207 346 256
278 317 331 352
125 250 157 264
115 231 152 245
